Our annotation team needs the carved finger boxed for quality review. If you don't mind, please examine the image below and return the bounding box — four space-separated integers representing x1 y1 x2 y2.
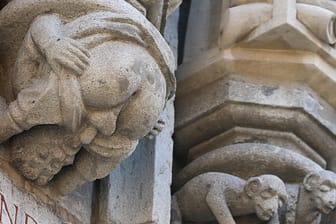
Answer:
70 40 90 58
69 45 90 65
63 52 87 72
56 57 83 75
68 53 88 71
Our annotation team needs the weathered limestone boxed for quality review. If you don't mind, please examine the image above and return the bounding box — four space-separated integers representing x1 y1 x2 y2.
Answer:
175 78 336 170
0 0 179 223
93 99 175 224
174 144 322 188
90 9 179 224
285 170 336 224
0 0 176 197
0 169 64 224
0 154 92 223
178 0 336 109
172 173 288 224
174 1 336 223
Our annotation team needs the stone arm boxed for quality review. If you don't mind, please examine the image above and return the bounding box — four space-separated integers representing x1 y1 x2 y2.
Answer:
30 14 90 76
0 14 91 144
206 187 236 224
30 14 63 54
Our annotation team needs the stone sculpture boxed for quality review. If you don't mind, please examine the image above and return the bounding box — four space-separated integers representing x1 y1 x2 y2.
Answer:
0 0 175 196
171 172 288 224
285 170 336 224
221 1 336 47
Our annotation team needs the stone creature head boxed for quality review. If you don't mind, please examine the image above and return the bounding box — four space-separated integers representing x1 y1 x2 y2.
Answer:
245 175 288 221
303 170 336 214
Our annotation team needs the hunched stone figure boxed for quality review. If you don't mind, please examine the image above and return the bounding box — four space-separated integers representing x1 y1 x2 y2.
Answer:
285 170 336 224
171 172 288 224
0 8 175 195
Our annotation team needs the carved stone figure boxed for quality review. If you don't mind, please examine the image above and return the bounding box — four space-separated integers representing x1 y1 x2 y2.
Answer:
220 0 336 47
285 170 336 224
0 0 175 196
171 172 288 224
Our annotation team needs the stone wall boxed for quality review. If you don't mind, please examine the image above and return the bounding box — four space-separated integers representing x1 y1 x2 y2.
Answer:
1 0 336 224
173 0 336 223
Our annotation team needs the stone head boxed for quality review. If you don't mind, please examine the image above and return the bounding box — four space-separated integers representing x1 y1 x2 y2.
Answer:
303 170 336 214
245 175 288 221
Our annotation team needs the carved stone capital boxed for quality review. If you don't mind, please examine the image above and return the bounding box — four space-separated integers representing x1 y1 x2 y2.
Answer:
0 0 176 195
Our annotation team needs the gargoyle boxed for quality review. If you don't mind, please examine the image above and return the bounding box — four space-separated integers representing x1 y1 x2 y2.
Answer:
285 170 336 224
171 172 288 224
0 1 175 196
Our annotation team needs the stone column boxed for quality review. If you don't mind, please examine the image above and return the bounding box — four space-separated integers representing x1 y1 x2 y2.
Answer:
174 0 336 223
0 0 179 223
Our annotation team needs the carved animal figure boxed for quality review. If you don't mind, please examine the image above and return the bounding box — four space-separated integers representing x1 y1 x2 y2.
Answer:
171 172 288 224
0 8 175 195
286 170 336 224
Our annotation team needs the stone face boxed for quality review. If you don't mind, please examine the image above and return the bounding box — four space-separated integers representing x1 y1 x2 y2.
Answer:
4 0 336 223
173 1 336 223
88 10 178 224
172 172 288 224
0 0 176 197
289 170 336 224
0 0 179 223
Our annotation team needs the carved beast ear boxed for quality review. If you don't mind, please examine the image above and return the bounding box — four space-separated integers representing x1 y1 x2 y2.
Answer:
304 172 320 191
245 177 262 198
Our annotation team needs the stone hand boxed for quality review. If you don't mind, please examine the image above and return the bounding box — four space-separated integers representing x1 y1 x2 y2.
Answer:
45 37 90 76
146 119 165 139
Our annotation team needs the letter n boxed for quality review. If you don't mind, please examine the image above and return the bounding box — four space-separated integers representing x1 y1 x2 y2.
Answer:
0 193 18 224
25 213 37 224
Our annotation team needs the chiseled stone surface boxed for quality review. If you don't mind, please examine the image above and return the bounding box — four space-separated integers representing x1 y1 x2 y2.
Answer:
0 168 64 224
174 143 323 189
188 127 326 168
0 150 94 224
59 183 94 224
175 77 336 171
0 0 176 197
90 9 178 224
173 143 336 224
178 0 336 110
172 173 287 224
0 0 178 224
174 1 336 223
285 170 336 224
94 94 174 224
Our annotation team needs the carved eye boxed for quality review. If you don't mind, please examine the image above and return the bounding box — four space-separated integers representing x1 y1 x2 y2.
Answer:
320 185 331 192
